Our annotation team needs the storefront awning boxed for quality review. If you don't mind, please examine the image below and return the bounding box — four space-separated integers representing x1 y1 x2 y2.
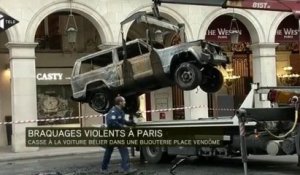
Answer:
157 0 300 12
226 0 300 12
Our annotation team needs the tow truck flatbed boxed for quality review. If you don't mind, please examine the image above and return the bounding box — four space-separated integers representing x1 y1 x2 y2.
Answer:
137 116 237 128
136 83 300 175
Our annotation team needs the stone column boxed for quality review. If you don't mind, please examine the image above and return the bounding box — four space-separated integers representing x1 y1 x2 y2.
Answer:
184 88 208 120
250 43 278 108
6 42 39 152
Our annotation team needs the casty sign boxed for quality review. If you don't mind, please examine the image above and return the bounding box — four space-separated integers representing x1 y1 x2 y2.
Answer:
0 12 19 32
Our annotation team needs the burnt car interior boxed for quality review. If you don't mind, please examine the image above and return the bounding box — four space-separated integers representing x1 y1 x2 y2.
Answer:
117 41 149 61
80 52 113 74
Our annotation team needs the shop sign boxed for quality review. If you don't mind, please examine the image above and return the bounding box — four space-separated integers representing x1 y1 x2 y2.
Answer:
207 28 242 40
205 15 250 43
0 12 19 32
276 28 298 41
36 73 63 81
36 68 72 85
275 15 299 42
226 0 298 12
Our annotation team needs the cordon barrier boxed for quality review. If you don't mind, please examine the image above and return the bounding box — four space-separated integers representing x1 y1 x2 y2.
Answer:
0 105 236 125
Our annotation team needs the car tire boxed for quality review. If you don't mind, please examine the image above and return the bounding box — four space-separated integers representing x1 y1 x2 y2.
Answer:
174 62 201 91
199 67 223 93
124 95 140 114
142 146 174 164
88 90 112 113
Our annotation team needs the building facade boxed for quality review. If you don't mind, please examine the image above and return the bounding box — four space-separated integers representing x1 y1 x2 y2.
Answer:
0 0 298 152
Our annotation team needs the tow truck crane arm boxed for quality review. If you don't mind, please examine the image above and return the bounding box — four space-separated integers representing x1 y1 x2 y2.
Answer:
153 0 300 59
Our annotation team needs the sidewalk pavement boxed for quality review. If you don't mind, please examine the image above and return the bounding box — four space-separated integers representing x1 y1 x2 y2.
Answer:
0 146 104 162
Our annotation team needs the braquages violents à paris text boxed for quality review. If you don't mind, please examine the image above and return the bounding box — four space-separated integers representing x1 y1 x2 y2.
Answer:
27 129 163 138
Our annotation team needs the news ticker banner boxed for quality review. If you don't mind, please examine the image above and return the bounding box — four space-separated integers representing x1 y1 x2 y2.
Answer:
26 127 229 147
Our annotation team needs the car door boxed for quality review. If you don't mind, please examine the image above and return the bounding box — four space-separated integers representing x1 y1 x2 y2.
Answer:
70 61 83 96
129 52 152 80
116 41 153 86
89 50 118 88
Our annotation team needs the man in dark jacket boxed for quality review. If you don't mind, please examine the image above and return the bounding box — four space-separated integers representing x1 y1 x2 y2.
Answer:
101 95 137 174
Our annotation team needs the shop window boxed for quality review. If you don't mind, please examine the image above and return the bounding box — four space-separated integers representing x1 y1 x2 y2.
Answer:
232 53 252 108
172 85 184 120
290 54 300 86
275 15 299 53
145 92 152 121
37 85 79 125
290 54 300 72
170 33 185 120
0 32 9 52
36 68 79 125
35 12 101 52
35 14 62 50
275 15 299 86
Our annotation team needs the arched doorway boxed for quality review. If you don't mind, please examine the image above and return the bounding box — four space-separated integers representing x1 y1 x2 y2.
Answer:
0 31 12 146
205 15 252 116
34 12 101 125
126 13 185 121
275 15 300 86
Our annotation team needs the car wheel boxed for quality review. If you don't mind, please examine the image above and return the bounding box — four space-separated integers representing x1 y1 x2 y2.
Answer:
124 95 140 114
174 62 201 91
199 67 223 93
142 146 174 163
88 90 112 113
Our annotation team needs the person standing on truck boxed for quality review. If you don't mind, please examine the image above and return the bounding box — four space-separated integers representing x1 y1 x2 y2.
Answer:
101 95 137 175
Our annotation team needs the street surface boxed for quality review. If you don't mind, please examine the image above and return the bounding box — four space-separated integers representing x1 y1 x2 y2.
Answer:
0 152 299 175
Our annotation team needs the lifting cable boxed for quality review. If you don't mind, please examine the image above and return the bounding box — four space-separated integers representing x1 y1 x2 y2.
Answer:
265 96 299 139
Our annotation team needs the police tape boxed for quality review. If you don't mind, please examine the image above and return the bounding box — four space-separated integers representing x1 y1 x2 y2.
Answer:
140 105 236 113
0 105 236 125
0 115 103 125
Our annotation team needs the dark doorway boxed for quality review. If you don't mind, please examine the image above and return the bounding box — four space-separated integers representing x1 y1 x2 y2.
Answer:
232 52 252 108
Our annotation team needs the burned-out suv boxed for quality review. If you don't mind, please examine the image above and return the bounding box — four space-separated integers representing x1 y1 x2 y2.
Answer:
71 38 228 113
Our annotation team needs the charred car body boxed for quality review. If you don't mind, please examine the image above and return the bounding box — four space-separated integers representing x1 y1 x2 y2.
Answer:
70 12 229 113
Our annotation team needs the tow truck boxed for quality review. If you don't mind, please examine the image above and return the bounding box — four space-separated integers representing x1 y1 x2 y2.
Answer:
136 83 300 175
68 1 300 174
131 1 300 174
